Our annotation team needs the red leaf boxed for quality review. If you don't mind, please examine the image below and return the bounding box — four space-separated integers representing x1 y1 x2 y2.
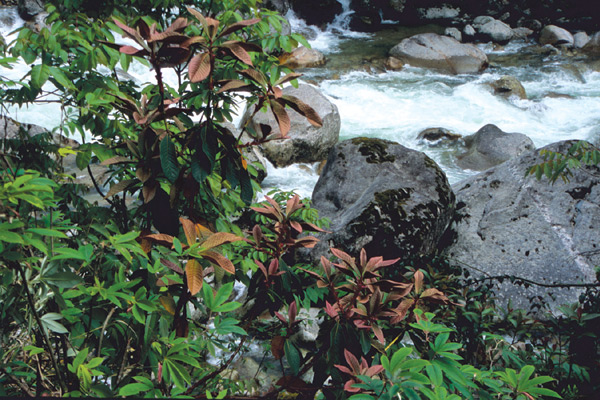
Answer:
119 45 148 57
271 336 285 360
220 41 253 66
188 53 211 83
269 99 291 137
281 94 323 127
202 250 235 275
217 79 253 94
160 257 183 274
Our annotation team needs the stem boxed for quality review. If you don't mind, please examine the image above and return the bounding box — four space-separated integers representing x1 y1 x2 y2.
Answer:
0 367 35 396
14 262 67 394
97 307 116 359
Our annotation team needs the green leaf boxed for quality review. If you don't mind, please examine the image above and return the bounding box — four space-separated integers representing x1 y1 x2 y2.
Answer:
119 382 151 396
51 247 87 261
284 340 301 376
30 64 51 88
40 313 68 334
76 148 92 170
160 136 180 183
26 228 68 238
43 271 83 288
0 230 24 244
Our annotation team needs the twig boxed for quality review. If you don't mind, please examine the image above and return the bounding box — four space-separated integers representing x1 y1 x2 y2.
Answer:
0 366 35 397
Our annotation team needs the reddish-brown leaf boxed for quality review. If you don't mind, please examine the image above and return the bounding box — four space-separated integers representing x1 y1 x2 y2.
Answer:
186 259 204 295
165 17 189 33
220 41 253 66
142 184 157 203
414 270 424 294
188 53 211 83
159 257 183 274
276 72 303 86
119 45 148 57
294 236 319 249
105 179 137 198
202 250 235 275
290 220 303 233
160 295 176 315
157 47 190 65
180 35 206 49
149 31 189 44
113 19 141 42
219 18 261 37
200 232 242 251
100 156 132 166
239 68 268 87
216 79 253 94
271 336 285 360
269 99 291 137
146 233 176 248
177 218 195 246
136 167 152 183
281 94 323 127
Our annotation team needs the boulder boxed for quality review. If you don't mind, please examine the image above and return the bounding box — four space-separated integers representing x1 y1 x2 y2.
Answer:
573 32 590 49
417 6 460 21
308 137 455 263
17 0 44 20
389 33 488 74
512 27 534 40
242 84 340 167
456 124 535 171
262 0 290 14
491 75 527 100
447 140 600 312
279 46 326 69
463 24 476 40
445 27 462 42
539 25 574 48
477 19 514 44
417 127 462 143
384 56 404 70
582 32 600 55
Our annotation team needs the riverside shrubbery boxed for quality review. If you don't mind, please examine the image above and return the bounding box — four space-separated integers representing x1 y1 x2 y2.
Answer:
0 1 596 398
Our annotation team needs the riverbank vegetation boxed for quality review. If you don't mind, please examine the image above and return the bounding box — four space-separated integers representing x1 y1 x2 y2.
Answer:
0 1 597 399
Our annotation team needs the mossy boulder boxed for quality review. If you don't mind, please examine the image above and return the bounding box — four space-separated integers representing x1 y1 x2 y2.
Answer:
306 137 455 263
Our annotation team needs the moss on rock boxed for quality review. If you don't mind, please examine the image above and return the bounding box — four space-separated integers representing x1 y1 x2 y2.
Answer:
351 137 396 163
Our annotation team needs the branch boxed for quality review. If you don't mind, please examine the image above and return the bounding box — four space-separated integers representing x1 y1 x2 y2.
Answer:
0 366 35 397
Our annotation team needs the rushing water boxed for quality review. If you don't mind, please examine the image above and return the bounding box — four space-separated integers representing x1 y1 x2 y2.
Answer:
1 6 600 199
261 12 600 197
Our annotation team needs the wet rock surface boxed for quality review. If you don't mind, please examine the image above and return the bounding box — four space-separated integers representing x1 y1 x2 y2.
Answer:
447 140 600 312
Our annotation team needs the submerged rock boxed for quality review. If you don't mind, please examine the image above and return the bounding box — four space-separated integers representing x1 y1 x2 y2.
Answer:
279 46 325 69
582 32 600 56
456 124 535 171
447 140 600 312
389 33 488 74
242 84 340 167
491 75 527 100
307 137 455 263
417 127 462 143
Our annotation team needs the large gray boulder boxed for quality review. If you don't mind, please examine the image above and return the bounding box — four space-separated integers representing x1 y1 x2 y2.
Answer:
456 124 535 171
477 19 514 44
389 33 488 74
242 84 340 167
539 25 574 48
447 140 600 312
308 137 455 263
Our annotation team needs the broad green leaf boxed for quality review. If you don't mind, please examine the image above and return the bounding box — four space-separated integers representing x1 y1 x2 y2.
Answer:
26 228 68 238
284 340 301 376
160 135 180 183
30 64 51 88
0 230 24 244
